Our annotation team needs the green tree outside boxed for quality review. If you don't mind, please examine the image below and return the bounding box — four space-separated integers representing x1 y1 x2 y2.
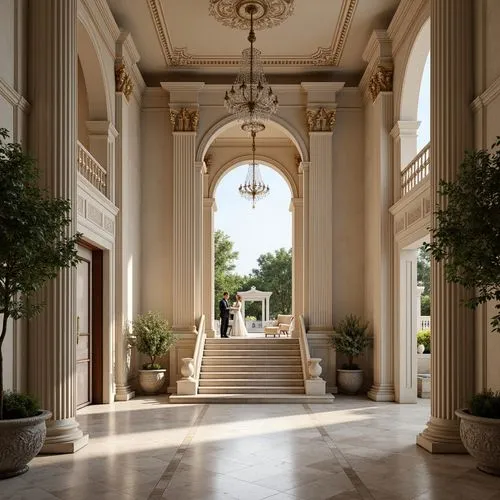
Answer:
418 245 430 315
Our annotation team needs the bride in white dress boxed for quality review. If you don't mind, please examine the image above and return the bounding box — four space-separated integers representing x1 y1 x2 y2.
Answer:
230 294 248 337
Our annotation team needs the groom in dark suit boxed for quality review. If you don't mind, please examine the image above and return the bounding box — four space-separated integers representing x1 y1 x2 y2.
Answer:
219 292 230 338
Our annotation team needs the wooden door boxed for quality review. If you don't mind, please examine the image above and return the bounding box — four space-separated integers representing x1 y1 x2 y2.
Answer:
76 246 92 408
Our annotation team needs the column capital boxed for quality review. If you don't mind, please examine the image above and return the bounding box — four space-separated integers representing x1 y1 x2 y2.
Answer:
203 197 216 209
299 161 310 173
390 120 421 139
86 120 119 139
194 160 206 174
306 108 336 133
170 108 199 132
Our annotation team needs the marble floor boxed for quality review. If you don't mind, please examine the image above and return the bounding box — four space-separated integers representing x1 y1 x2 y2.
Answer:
1 397 500 500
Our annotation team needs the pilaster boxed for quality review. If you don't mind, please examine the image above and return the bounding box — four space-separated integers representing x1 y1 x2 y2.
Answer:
301 82 344 334
203 198 217 337
290 198 304 316
417 0 474 454
28 0 88 453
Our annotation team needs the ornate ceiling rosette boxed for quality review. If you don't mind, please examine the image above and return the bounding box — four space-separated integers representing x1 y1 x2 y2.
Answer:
209 0 295 31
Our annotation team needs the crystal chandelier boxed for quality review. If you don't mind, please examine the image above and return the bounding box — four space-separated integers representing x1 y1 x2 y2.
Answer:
239 130 270 208
224 3 278 133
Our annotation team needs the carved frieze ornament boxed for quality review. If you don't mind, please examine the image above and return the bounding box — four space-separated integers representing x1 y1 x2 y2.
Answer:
368 65 393 102
204 153 213 169
209 0 294 30
115 63 133 100
169 108 200 132
306 107 336 132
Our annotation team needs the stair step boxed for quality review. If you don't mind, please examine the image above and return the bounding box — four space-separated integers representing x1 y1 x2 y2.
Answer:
204 344 300 351
203 349 300 356
199 379 304 387
198 386 305 394
200 365 303 373
170 394 335 404
205 338 298 345
202 357 301 365
200 371 303 379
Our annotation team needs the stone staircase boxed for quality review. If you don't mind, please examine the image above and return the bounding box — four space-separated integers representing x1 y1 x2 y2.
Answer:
169 336 335 403
200 337 304 394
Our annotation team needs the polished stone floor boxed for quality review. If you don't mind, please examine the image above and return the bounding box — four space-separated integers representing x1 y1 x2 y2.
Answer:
2 397 500 500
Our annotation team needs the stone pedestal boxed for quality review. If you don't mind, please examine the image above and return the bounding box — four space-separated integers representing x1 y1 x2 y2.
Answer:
417 0 474 454
27 0 88 453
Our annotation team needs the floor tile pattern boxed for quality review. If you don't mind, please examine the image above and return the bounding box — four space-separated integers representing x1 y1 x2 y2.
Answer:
1 396 499 499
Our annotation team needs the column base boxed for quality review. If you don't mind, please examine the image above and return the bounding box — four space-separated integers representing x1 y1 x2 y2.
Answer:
115 384 135 401
40 418 89 454
416 416 467 454
367 383 395 402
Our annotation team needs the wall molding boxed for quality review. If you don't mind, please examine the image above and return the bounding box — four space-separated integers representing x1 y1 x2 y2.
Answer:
472 74 500 112
0 77 30 114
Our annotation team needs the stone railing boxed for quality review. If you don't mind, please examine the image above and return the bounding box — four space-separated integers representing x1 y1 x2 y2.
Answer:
419 316 431 330
401 142 430 196
298 315 326 395
77 141 107 196
177 315 206 395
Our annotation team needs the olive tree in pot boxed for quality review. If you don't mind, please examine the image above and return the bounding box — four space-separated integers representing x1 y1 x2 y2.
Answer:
0 129 80 478
425 139 500 475
131 312 176 394
333 315 370 395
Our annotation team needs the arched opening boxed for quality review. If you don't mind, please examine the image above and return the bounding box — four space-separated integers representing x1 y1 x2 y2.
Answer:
213 160 293 336
200 120 303 337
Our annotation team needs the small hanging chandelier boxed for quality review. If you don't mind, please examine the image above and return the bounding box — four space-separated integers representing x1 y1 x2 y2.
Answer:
239 130 270 208
224 3 278 133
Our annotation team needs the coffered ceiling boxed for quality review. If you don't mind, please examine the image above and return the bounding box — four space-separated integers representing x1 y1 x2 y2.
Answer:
107 0 400 84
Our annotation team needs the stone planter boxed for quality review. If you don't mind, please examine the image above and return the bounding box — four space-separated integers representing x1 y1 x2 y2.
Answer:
139 369 166 394
0 410 52 479
456 409 500 475
337 369 363 395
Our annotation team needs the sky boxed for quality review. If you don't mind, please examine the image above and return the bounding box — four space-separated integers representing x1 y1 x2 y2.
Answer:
215 55 431 275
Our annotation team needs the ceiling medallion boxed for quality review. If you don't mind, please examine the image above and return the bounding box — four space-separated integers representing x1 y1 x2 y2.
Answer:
209 0 295 30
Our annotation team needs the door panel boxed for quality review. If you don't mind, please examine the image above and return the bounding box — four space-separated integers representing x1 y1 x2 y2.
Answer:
76 246 92 408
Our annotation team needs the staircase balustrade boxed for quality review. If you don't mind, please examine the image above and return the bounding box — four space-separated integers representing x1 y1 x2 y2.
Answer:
177 315 206 395
298 315 327 395
401 142 430 197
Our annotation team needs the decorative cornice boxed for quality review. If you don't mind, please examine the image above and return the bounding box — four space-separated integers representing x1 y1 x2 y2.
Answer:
115 63 133 100
306 107 336 132
368 66 393 102
169 108 199 132
147 0 357 67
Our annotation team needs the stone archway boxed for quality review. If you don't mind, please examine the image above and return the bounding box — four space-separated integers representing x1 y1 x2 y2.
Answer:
202 147 303 337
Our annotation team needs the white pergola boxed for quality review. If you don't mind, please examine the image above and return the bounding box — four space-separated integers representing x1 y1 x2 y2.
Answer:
237 286 272 324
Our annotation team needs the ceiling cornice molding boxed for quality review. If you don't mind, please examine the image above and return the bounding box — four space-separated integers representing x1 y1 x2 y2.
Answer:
146 0 358 68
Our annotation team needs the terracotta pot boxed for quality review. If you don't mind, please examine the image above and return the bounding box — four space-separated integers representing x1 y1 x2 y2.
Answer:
139 369 166 394
0 410 52 479
337 369 363 395
456 409 500 476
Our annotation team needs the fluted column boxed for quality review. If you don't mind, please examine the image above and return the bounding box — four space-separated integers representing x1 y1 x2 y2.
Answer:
300 162 310 316
308 132 334 332
367 91 395 402
417 0 474 453
28 0 88 453
203 198 216 337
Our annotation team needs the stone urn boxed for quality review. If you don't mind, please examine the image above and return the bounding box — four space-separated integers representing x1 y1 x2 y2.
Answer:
417 344 425 354
456 409 500 475
0 410 52 479
138 369 166 394
337 369 364 395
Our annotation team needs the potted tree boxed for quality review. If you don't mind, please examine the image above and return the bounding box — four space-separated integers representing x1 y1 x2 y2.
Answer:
131 311 176 394
333 314 370 394
0 129 80 478
425 139 500 475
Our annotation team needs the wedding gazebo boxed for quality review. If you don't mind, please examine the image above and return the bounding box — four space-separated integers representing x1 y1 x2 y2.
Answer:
237 286 272 331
